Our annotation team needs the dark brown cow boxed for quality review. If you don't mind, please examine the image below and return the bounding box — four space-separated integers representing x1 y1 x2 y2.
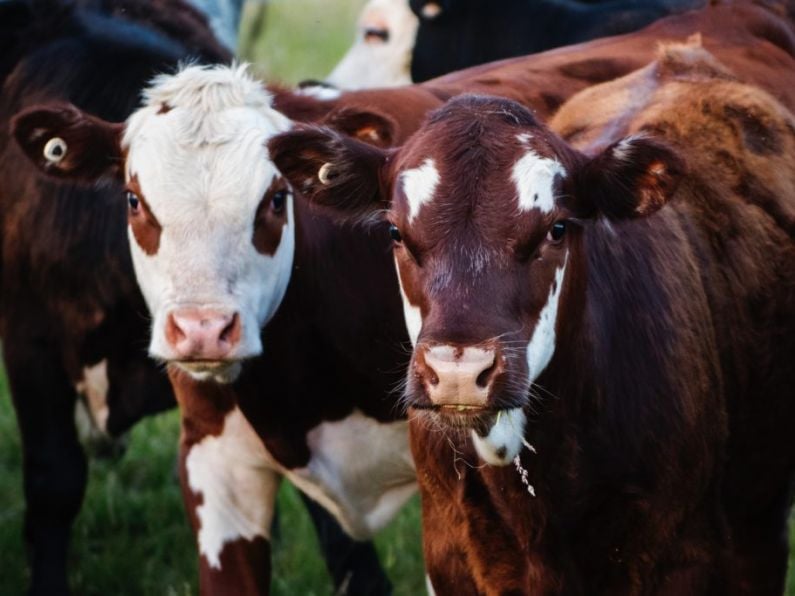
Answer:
13 1 795 593
270 42 795 595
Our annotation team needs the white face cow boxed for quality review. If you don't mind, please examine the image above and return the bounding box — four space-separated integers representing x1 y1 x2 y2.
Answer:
326 0 419 89
13 65 295 382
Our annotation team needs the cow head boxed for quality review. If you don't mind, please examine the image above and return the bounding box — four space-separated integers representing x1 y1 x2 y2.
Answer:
270 95 682 464
13 65 295 382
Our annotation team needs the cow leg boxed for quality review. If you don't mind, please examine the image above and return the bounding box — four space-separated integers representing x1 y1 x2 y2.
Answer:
3 341 85 596
299 491 393 595
177 399 280 595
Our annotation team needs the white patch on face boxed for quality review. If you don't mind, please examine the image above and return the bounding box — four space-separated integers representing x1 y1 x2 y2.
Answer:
326 0 418 89
123 65 295 375
402 158 439 222
526 256 568 381
186 407 282 570
512 134 566 214
471 407 527 466
74 359 109 433
286 411 416 540
395 257 421 346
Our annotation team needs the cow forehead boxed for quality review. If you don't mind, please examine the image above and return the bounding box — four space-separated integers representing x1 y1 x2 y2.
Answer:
127 121 277 225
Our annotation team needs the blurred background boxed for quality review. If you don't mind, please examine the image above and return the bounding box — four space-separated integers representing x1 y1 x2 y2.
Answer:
0 0 793 594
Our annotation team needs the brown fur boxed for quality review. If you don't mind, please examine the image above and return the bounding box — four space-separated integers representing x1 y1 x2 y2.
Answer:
252 176 289 256
126 174 162 255
273 43 795 596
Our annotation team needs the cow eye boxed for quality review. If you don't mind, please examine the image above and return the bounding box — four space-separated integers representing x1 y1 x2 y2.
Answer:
389 224 402 242
548 221 566 242
364 27 389 43
126 191 140 212
272 190 287 213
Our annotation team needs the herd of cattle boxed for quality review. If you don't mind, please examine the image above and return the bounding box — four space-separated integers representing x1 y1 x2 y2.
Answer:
2 0 794 594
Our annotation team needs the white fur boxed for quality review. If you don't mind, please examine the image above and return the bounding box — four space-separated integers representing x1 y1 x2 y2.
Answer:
287 411 416 540
74 359 110 433
123 65 295 379
426 574 437 596
395 257 422 346
526 257 568 381
186 407 281 569
402 158 439 222
327 0 418 89
471 408 527 466
512 135 566 214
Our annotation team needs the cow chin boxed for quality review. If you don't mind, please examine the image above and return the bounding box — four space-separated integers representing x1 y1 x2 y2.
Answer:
175 360 243 384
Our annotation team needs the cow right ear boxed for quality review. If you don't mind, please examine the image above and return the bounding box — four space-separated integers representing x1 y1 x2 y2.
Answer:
268 125 391 221
12 103 124 182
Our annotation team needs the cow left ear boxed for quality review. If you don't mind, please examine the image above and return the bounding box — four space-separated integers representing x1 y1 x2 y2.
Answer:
12 103 124 182
573 135 684 220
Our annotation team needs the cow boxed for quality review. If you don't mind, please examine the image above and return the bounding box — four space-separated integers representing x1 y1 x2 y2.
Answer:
266 41 795 594
408 0 706 82
13 1 795 592
0 2 392 594
327 0 419 89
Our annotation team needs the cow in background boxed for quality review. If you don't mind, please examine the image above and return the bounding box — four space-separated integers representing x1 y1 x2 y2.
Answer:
327 0 418 89
1 2 392 595
409 0 706 81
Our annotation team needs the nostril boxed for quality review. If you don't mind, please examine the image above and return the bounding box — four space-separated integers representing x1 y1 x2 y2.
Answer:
219 313 241 346
476 359 497 388
165 313 186 346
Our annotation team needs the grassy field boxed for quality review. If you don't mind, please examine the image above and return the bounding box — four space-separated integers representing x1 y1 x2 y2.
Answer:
1 0 794 594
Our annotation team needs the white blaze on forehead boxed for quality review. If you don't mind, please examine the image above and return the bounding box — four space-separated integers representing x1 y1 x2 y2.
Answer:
121 64 295 371
402 158 439 222
186 407 281 569
472 407 527 466
526 256 568 381
512 134 566 214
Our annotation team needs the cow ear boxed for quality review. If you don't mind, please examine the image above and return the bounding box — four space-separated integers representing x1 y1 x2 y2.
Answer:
268 126 391 221
323 107 398 148
574 135 684 220
12 103 124 182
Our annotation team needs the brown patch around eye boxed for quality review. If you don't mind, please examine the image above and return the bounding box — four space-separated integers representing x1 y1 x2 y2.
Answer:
253 177 289 256
127 174 162 255
157 103 172 115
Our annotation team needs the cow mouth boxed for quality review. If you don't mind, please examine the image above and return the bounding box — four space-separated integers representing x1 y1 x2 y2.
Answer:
174 359 242 383
413 403 501 433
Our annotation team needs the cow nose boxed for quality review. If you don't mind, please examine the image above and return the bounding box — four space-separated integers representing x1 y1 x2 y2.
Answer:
164 309 241 361
415 344 498 407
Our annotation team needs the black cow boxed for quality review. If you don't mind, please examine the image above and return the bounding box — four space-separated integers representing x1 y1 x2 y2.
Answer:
409 0 706 81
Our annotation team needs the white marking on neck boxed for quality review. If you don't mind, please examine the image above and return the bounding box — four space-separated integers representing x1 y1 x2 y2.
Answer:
186 407 281 569
512 134 566 214
471 407 527 466
395 257 421 346
425 573 437 595
402 158 439 222
526 256 568 381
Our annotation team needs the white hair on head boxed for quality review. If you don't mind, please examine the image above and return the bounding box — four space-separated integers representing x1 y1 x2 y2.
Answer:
124 63 287 147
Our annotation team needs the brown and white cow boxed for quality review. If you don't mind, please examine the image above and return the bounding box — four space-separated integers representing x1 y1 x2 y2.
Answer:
13 1 795 591
268 43 795 593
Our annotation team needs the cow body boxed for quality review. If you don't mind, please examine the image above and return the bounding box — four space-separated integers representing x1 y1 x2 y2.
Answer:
272 38 795 594
409 0 706 82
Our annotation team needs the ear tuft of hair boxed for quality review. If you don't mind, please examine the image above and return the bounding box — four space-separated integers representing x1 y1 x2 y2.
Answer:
268 125 390 222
